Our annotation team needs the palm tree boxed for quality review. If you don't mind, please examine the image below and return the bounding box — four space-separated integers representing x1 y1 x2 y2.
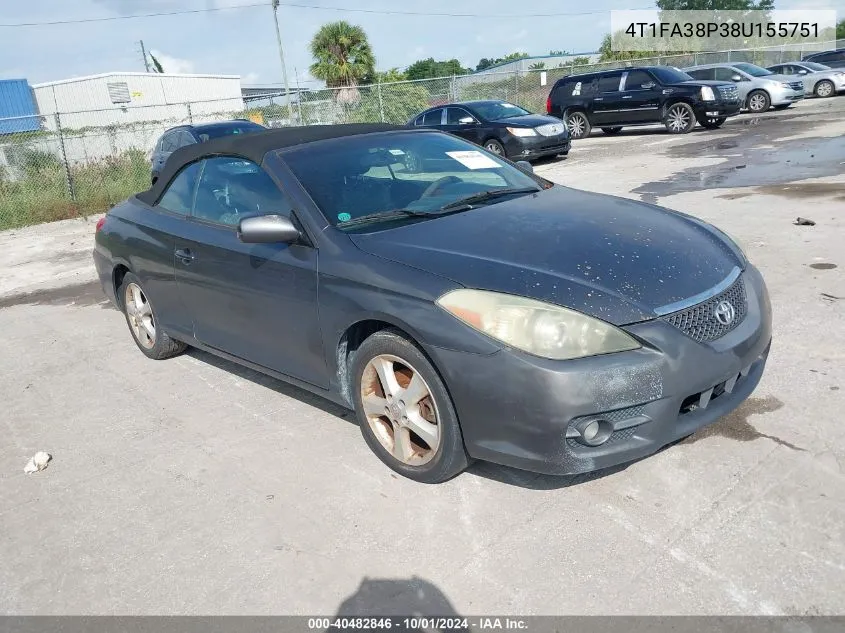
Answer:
309 21 376 91
149 53 165 74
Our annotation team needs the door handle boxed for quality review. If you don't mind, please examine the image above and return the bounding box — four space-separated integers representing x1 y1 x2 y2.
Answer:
594 97 604 101
175 248 194 264
622 95 633 99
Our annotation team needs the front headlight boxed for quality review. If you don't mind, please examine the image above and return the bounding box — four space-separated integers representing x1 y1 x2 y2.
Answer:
780 82 792 89
701 86 716 101
506 127 537 137
436 289 641 360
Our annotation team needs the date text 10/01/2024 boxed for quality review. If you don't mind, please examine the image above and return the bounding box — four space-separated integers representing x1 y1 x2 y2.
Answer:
307 617 528 630
624 21 820 38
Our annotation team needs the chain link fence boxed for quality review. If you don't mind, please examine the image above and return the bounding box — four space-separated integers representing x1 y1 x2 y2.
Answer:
1 41 841 230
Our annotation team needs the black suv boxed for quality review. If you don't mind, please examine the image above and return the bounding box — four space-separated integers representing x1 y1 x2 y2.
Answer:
802 48 845 69
546 66 742 139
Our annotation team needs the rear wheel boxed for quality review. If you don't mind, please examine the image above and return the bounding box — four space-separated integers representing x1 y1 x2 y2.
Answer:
699 116 727 129
601 126 623 135
351 329 469 483
746 90 770 113
566 111 591 139
664 102 695 134
814 80 834 98
119 273 186 360
483 139 505 156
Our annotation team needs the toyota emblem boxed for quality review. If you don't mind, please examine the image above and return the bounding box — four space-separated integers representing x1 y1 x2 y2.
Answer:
714 300 736 326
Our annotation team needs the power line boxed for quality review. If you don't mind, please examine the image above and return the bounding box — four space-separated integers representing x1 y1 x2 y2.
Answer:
1 2 650 27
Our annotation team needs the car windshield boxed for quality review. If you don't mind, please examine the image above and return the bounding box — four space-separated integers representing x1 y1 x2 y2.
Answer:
733 63 772 77
282 131 544 231
469 101 531 120
650 67 693 83
197 123 263 141
803 62 830 71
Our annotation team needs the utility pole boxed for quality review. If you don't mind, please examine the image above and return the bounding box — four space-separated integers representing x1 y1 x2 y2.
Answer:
270 0 294 123
138 40 151 73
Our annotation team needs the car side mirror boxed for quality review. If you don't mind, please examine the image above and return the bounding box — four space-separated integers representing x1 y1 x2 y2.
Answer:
238 214 300 244
458 117 476 125
515 160 534 174
731 74 743 82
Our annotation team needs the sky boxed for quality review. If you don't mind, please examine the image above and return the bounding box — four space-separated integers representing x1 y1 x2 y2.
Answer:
1 0 842 87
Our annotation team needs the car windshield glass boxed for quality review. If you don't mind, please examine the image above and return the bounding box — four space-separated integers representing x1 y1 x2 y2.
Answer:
649 67 693 83
197 123 263 141
470 101 531 120
281 131 543 230
803 62 830 71
733 63 772 77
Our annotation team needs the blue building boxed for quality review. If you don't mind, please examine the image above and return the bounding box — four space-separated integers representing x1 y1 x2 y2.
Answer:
0 79 40 134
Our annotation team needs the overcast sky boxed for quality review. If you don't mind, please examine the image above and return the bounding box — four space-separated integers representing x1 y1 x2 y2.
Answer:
1 0 842 87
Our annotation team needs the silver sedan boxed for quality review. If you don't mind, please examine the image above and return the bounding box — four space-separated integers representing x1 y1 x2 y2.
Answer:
767 61 845 98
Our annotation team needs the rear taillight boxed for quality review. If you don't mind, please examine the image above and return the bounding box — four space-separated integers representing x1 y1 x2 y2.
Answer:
95 216 106 233
546 95 552 114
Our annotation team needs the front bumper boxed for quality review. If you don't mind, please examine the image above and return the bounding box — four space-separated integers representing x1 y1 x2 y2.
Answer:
426 265 772 476
694 101 741 118
770 86 805 105
505 133 571 160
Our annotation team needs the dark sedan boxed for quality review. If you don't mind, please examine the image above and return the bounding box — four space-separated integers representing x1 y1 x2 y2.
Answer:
409 100 570 161
150 119 265 184
94 124 772 483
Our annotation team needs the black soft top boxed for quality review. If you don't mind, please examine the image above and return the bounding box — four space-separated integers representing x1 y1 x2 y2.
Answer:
136 122 403 205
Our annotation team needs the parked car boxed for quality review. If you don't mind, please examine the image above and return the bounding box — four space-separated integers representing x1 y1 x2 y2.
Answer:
802 48 845 69
683 63 805 113
409 100 570 160
94 124 771 483
546 66 741 139
766 61 845 98
150 120 265 184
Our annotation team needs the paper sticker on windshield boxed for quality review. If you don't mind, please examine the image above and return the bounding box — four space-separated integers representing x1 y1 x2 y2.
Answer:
388 149 405 155
446 151 500 170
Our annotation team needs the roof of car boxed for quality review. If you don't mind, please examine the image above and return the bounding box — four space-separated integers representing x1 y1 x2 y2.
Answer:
191 120 263 131
137 123 404 205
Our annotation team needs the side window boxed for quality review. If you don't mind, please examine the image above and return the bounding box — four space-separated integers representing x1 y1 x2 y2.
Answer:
778 65 794 75
624 70 654 90
597 73 622 92
176 131 196 147
447 107 475 124
156 161 202 216
193 156 291 227
161 132 180 152
414 114 426 126
422 109 443 126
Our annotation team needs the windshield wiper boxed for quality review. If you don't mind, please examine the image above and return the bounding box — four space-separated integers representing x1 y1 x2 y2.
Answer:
337 208 432 227
436 187 540 213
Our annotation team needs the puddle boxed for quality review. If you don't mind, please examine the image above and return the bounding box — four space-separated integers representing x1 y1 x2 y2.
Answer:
634 117 845 202
810 263 837 270
683 395 805 451
0 281 109 310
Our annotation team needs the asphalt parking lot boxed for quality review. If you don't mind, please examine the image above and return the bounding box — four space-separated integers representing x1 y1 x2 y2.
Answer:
1 97 843 615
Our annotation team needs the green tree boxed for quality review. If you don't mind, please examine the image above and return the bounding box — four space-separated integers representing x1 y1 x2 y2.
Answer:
375 68 408 83
474 52 530 71
309 21 376 88
598 33 658 62
571 56 592 65
405 58 469 80
836 18 844 39
528 62 546 70
149 54 165 73
347 81 431 124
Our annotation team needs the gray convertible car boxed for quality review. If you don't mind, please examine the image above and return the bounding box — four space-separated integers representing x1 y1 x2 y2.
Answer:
93 124 772 483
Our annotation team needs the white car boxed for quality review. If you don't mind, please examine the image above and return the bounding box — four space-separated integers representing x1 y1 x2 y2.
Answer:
766 61 845 98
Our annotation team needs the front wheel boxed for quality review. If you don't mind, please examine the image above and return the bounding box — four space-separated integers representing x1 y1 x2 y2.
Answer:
699 116 727 129
814 80 834 98
601 126 623 135
483 139 505 156
351 329 469 483
747 90 770 113
566 111 592 139
119 273 186 360
664 102 695 134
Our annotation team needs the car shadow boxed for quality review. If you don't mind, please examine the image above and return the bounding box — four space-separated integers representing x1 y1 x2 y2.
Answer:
331 576 463 619
185 347 355 424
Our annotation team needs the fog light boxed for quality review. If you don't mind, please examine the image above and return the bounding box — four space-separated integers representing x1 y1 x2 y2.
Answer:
573 418 613 447
582 421 600 441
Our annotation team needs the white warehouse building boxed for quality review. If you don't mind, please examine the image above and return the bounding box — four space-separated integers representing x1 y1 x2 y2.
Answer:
32 72 245 130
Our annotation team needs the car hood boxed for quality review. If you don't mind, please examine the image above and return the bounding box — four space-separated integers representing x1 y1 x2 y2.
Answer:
495 113 563 128
349 187 744 325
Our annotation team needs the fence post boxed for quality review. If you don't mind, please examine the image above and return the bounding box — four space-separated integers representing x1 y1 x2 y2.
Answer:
450 75 457 102
186 102 193 124
54 113 76 204
513 70 519 105
377 80 385 123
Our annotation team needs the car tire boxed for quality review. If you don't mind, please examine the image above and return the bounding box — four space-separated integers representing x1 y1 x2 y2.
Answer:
350 328 470 484
601 127 623 135
663 102 696 134
773 104 791 110
699 116 727 129
566 111 591 139
814 80 834 98
119 272 187 360
483 139 506 156
746 90 770 113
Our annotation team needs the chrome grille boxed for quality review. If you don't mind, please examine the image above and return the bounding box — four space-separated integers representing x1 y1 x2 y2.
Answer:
663 275 748 343
789 81 803 91
717 85 739 102
536 122 566 137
